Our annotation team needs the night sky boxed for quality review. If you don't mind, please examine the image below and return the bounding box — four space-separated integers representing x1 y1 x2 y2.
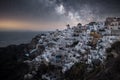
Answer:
0 0 120 31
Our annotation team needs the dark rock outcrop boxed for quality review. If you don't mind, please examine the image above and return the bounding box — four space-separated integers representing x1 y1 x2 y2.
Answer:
0 44 30 80
88 41 120 80
0 35 46 80
64 63 87 80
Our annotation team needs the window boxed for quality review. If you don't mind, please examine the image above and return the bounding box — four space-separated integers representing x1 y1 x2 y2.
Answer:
118 27 120 29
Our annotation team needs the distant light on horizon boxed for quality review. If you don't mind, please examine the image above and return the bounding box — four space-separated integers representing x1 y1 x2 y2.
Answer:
0 18 102 31
0 19 69 31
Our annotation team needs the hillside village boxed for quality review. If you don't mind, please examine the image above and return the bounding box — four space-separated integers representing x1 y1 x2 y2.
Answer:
21 17 120 80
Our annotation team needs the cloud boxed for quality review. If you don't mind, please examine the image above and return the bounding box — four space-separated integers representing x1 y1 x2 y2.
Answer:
55 4 65 15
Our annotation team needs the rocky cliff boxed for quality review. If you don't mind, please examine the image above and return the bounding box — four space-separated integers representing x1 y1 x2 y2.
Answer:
0 23 120 80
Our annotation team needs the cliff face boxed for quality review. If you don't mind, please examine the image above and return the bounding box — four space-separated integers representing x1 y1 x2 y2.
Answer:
0 34 46 80
0 44 29 80
1 41 120 80
0 23 120 80
88 41 120 80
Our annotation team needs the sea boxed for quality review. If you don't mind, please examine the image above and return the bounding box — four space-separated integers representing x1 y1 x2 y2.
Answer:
0 31 47 47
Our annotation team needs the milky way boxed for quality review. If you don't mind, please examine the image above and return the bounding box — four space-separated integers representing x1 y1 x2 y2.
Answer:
0 0 120 30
